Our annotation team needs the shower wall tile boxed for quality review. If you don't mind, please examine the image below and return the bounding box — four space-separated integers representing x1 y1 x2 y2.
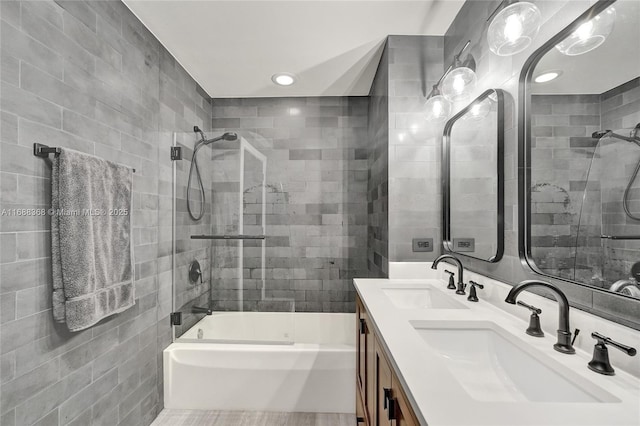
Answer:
211 96 369 312
0 1 212 425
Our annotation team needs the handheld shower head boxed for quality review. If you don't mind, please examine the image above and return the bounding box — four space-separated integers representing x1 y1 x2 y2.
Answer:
222 132 238 141
592 130 612 139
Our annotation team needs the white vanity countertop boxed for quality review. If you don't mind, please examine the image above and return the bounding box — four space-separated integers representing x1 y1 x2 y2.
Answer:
354 264 640 426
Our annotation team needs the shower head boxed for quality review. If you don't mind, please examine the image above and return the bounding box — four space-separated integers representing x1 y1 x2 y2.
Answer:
592 130 612 139
202 132 238 145
592 128 640 145
193 125 239 148
221 132 238 141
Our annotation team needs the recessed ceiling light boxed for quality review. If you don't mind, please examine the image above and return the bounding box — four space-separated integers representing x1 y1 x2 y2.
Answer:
534 70 562 83
272 73 297 86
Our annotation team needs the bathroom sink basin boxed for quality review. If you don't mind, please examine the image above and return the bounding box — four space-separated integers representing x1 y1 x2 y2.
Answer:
382 286 467 310
411 320 618 403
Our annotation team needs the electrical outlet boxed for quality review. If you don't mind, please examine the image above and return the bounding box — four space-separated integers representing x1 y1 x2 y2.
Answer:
453 238 475 252
412 238 433 252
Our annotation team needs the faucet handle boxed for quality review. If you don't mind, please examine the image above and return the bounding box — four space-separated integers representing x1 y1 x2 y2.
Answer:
517 301 544 337
588 332 637 376
467 281 483 302
444 270 456 290
516 300 541 314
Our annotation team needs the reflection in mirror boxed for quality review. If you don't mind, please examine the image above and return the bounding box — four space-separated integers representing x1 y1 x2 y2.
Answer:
526 0 640 299
443 89 504 262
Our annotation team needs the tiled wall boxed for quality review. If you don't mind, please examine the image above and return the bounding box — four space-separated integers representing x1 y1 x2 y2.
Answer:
442 0 640 329
210 97 369 312
366 36 445 267
387 36 445 262
367 43 389 277
0 1 212 425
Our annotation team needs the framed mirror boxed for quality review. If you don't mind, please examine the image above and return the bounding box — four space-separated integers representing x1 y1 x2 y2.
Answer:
521 0 640 299
443 88 505 262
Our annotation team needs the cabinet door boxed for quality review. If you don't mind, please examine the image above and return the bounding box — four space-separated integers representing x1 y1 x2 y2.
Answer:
356 296 370 425
356 297 367 395
392 380 420 426
376 341 393 426
356 387 367 425
366 316 376 424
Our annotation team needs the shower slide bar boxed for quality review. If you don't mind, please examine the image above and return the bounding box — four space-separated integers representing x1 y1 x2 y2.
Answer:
191 234 266 240
33 143 136 172
600 235 640 240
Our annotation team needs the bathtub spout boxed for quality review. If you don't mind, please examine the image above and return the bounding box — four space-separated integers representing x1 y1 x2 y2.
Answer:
192 306 212 315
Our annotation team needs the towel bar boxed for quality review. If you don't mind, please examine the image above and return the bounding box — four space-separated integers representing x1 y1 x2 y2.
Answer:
33 143 136 173
191 234 266 240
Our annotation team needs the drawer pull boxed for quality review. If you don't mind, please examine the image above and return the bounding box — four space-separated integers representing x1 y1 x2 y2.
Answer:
359 318 366 334
387 397 396 420
383 387 391 409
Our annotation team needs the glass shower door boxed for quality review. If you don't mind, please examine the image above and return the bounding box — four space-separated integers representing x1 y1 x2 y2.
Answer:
171 132 293 344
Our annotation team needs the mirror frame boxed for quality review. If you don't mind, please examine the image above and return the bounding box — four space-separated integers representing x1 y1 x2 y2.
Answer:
517 0 639 298
443 88 505 263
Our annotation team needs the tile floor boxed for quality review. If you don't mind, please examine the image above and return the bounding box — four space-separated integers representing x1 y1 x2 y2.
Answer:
151 409 355 426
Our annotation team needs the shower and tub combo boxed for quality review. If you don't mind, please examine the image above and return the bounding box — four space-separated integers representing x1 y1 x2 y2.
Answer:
164 128 356 414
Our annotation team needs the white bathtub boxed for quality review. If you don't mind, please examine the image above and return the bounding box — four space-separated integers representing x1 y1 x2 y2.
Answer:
163 312 356 413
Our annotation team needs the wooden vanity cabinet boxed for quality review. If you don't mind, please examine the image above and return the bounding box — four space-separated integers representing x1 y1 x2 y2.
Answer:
356 294 420 426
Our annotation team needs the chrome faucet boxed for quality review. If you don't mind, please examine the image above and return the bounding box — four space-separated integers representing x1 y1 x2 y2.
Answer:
505 280 575 354
431 254 465 294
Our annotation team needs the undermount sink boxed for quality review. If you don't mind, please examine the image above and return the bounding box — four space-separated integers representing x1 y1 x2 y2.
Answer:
412 320 618 403
382 286 467 310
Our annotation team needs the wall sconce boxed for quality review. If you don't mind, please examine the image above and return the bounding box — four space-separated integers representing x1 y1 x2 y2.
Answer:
441 41 477 103
425 84 452 123
555 5 616 56
424 40 477 122
487 1 541 56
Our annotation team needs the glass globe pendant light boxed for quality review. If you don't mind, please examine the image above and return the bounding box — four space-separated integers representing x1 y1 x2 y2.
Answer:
555 6 616 56
424 84 452 123
441 42 477 103
487 1 541 56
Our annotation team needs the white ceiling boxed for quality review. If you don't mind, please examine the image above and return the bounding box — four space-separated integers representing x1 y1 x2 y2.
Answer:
123 0 465 98
532 0 640 95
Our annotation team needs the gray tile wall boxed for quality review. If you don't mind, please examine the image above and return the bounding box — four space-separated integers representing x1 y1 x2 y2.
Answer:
367 42 389 277
0 1 212 425
211 97 369 312
387 36 445 262
366 35 445 266
442 0 640 329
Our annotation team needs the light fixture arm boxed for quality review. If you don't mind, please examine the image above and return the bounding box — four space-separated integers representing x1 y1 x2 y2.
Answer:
430 39 473 97
487 0 518 23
